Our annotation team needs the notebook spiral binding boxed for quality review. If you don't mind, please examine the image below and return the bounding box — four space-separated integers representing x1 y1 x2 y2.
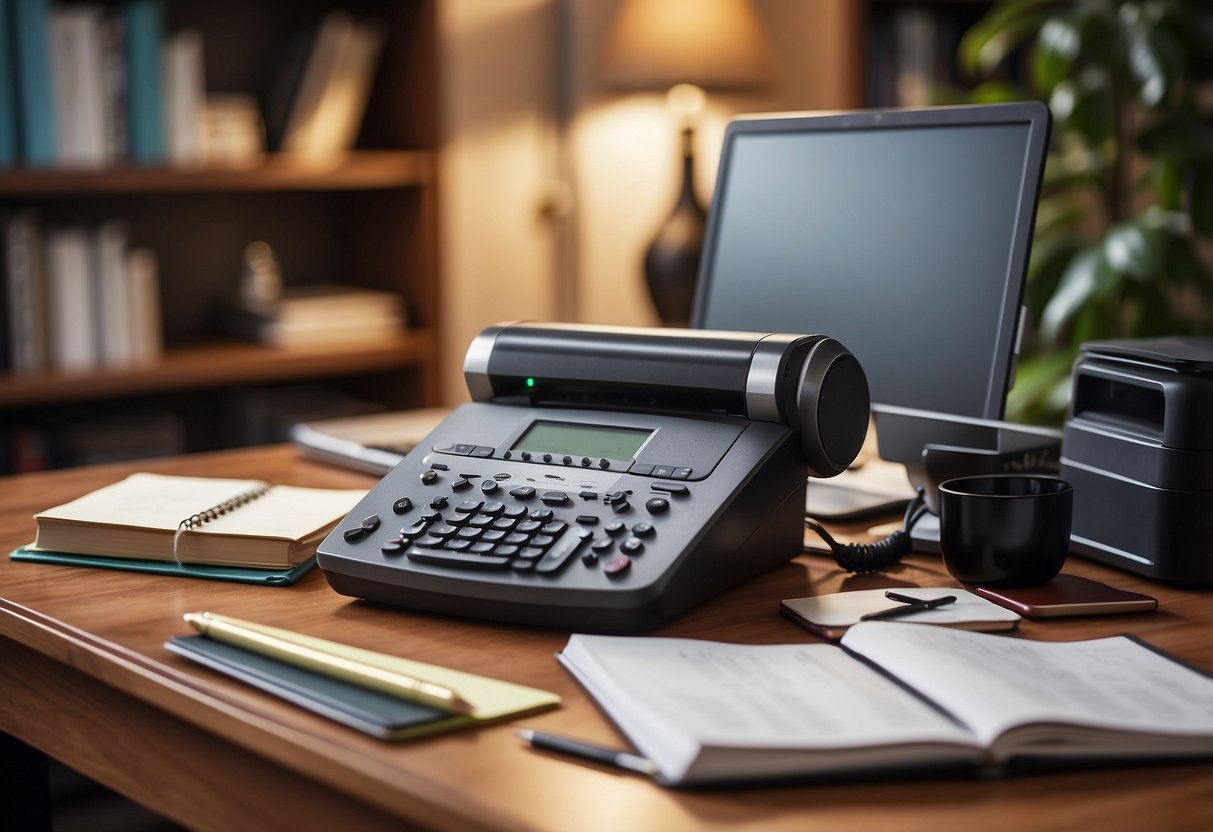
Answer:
172 481 271 564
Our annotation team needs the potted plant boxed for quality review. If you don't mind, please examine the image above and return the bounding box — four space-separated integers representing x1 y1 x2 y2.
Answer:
958 0 1212 423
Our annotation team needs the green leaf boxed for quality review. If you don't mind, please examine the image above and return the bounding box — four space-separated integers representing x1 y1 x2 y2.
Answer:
1130 281 1175 335
968 81 1029 104
1136 115 1213 163
1049 71 1115 144
1005 350 1077 426
1126 22 1182 107
1151 157 1183 209
1032 16 1083 94
1040 247 1116 341
1163 235 1213 304
1026 236 1083 317
1102 221 1165 281
958 2 1056 78
1071 300 1118 343
1034 197 1090 238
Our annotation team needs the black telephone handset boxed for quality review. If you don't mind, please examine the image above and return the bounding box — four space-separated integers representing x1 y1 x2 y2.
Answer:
316 323 869 631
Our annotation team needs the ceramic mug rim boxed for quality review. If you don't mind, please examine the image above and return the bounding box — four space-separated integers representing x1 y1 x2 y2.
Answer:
938 473 1072 500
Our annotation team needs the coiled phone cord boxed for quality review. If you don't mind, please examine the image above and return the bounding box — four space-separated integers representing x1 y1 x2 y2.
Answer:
804 487 929 573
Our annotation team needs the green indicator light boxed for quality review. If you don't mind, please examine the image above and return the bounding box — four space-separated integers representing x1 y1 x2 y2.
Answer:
526 377 535 388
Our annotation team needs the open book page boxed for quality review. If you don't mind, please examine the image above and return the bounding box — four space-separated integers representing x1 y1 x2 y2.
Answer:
560 635 979 784
840 622 1213 758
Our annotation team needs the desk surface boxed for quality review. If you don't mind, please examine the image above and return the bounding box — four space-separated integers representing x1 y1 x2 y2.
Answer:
0 446 1209 832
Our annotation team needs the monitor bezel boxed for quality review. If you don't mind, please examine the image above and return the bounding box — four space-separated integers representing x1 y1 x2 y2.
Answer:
691 101 1051 421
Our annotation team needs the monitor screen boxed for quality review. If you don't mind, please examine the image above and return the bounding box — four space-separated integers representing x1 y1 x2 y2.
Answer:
693 103 1050 420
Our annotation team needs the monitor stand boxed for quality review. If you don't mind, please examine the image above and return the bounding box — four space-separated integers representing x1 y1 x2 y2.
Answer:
910 512 942 554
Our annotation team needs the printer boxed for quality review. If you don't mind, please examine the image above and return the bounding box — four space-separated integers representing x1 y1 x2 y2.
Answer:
1062 337 1213 585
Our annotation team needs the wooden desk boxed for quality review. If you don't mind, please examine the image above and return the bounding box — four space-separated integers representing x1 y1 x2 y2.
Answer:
0 446 1209 831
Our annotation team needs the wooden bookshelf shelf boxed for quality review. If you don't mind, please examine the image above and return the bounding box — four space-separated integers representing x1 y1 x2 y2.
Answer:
0 331 436 408
0 151 436 196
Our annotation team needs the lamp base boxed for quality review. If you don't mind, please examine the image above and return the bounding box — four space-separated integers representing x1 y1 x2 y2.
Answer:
644 132 706 327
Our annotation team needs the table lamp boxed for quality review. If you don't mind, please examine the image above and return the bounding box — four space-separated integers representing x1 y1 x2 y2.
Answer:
600 0 773 325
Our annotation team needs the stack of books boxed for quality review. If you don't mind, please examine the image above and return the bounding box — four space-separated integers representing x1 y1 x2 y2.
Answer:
224 282 407 348
2 211 162 375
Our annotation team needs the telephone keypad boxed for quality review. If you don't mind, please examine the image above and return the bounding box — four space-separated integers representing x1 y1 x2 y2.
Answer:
343 456 687 581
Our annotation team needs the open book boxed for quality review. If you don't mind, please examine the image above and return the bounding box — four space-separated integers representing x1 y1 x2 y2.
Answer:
558 623 1213 786
32 473 364 568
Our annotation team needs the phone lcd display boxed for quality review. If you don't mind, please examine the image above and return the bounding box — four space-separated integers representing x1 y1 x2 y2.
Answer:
511 421 652 460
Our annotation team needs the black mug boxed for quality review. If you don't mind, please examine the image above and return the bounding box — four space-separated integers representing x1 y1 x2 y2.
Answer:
938 475 1073 587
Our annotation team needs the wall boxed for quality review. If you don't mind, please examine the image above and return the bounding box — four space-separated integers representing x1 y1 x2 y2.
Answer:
438 0 861 402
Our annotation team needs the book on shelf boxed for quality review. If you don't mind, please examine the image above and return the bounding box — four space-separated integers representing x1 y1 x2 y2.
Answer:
31 472 365 569
4 213 163 373
269 11 385 158
50 4 108 167
164 27 204 166
558 623 1213 786
11 0 57 166
223 282 407 348
44 225 98 372
3 212 48 374
121 0 165 164
126 245 162 363
94 219 134 366
0 0 20 166
99 8 128 162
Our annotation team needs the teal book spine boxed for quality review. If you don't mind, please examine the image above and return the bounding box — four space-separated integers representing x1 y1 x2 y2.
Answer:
11 0 56 166
0 0 19 165
122 0 165 164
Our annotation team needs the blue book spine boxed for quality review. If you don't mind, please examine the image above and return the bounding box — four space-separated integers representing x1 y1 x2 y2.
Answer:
11 0 56 166
0 0 17 165
122 0 165 164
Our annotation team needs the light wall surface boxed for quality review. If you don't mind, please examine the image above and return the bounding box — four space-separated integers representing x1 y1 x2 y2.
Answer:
438 0 860 402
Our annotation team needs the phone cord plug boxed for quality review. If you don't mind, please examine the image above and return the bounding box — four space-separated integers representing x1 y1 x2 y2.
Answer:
804 488 928 574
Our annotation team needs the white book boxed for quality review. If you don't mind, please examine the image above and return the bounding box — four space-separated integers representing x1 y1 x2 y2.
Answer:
5 212 48 375
126 246 162 363
93 220 133 367
164 27 205 166
50 5 108 167
558 623 1213 785
279 12 357 156
298 20 384 156
45 227 98 372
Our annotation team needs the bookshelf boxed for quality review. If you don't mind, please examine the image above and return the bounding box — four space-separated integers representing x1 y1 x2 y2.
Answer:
0 0 440 473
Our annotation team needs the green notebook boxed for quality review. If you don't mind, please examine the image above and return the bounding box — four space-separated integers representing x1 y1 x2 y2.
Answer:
166 635 448 738
10 547 315 586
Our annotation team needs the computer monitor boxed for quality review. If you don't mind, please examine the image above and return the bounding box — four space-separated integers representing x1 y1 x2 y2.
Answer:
693 102 1051 425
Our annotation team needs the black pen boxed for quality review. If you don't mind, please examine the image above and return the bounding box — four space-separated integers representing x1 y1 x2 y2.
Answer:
517 728 659 777
860 594 957 621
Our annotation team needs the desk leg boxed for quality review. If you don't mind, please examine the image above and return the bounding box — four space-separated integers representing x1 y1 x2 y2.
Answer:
0 732 51 831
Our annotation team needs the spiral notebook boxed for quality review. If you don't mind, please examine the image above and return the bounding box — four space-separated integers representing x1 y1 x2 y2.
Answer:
28 473 365 569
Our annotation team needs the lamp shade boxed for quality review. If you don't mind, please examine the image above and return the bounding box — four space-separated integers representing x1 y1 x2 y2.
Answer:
599 0 774 91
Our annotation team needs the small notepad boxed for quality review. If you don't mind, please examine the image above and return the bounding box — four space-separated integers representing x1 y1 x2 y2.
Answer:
31 473 364 569
781 587 1021 640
